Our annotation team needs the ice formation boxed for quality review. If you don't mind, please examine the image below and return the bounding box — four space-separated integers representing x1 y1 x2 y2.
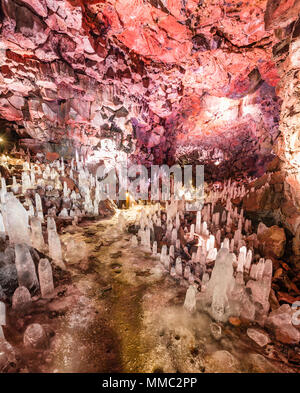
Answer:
38 259 54 298
12 286 32 312
2 194 31 245
184 285 197 313
14 244 39 291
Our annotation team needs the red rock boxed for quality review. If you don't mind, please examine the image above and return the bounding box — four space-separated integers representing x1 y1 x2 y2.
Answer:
229 316 241 327
270 172 284 184
243 188 266 212
294 225 300 256
266 304 300 345
0 165 10 179
60 176 76 191
274 268 283 278
281 199 298 217
46 152 60 162
265 0 300 30
277 292 300 304
279 261 290 271
257 225 286 258
267 156 282 172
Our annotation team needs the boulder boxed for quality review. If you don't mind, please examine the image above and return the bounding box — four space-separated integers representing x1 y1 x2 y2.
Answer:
266 304 300 345
46 152 60 162
23 323 49 349
257 224 286 258
247 328 270 347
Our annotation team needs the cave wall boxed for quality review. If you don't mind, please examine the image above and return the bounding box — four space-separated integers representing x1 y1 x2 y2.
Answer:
0 0 282 173
263 0 300 254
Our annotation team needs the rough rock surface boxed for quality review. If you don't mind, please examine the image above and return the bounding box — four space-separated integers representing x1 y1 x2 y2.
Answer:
265 0 300 247
23 323 49 349
247 328 271 347
257 224 286 258
0 0 282 174
266 304 300 344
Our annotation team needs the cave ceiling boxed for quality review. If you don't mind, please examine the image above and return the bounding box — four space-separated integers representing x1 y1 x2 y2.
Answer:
0 0 288 173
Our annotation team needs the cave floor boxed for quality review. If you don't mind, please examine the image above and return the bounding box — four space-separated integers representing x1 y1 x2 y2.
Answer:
6 207 299 373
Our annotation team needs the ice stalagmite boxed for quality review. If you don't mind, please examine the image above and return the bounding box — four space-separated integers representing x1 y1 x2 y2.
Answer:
0 301 5 325
31 217 45 251
0 213 5 237
59 208 69 217
1 178 7 198
145 227 151 250
196 211 201 234
246 259 273 320
207 247 217 261
184 285 197 312
12 286 32 311
48 229 63 266
175 257 182 276
15 244 39 291
237 246 247 273
175 213 180 230
189 224 195 241
245 249 252 273
3 194 31 245
47 217 64 266
169 227 177 244
160 245 167 262
47 216 57 232
169 245 175 259
163 254 170 270
38 259 54 298
22 172 31 194
152 241 157 256
63 182 69 198
11 176 19 194
199 248 235 322
35 193 44 221
184 265 191 280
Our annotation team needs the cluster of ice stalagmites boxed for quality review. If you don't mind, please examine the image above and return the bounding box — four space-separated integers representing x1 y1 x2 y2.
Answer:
198 248 273 324
0 153 113 358
0 152 117 267
132 179 256 289
0 238 56 367
0 241 55 347
130 179 298 342
2 152 115 220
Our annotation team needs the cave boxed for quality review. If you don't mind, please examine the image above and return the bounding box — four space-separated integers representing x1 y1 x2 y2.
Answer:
0 0 299 376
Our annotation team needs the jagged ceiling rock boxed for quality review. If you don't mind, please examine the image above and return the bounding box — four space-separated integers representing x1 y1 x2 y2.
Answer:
0 0 284 173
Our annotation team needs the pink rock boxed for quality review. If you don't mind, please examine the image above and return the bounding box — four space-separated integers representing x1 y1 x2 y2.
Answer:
266 304 300 345
21 0 48 17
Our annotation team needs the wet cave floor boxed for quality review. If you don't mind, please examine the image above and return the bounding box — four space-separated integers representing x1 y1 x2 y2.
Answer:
4 208 299 373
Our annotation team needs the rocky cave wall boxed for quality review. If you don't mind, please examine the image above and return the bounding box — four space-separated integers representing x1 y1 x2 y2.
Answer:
0 0 285 176
263 0 300 255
